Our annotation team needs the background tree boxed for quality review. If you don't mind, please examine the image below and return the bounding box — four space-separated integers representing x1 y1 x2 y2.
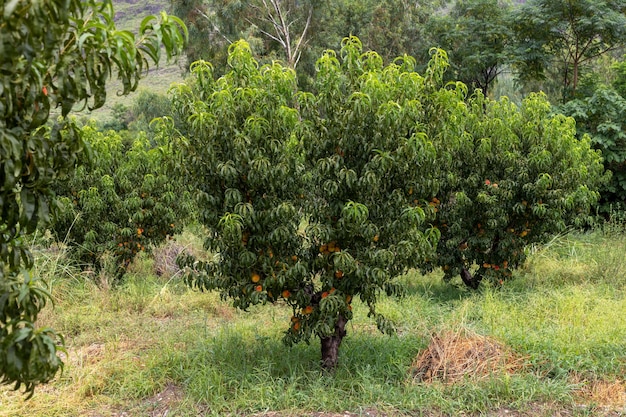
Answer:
0 0 186 396
512 0 626 102
560 86 626 215
171 0 318 72
425 0 512 97
357 0 444 63
50 124 192 280
423 91 607 288
251 0 314 69
171 0 450 82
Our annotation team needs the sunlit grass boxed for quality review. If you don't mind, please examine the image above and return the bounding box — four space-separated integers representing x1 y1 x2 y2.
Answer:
2 228 625 416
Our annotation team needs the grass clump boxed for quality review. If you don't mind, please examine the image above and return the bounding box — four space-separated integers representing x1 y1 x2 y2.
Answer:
410 328 527 384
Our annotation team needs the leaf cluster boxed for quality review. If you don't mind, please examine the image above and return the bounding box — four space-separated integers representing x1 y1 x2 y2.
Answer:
50 125 193 280
1 0 187 394
560 87 626 214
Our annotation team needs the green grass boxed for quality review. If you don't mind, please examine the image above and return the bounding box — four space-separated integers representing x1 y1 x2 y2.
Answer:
1 229 625 416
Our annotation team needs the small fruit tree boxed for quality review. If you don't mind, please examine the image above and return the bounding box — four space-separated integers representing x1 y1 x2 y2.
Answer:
171 38 441 367
172 37 607 366
1 0 186 395
50 124 192 279
559 87 626 215
421 89 608 288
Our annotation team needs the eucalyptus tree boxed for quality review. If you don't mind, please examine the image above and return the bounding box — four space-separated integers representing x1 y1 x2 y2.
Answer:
171 0 319 74
171 0 450 79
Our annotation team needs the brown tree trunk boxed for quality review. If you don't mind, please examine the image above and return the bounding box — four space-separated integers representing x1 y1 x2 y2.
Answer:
460 267 482 290
320 314 348 369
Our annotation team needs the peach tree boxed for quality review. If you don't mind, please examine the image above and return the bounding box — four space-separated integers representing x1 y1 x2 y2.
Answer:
0 0 186 395
419 86 607 288
171 37 607 366
171 38 441 367
50 124 192 279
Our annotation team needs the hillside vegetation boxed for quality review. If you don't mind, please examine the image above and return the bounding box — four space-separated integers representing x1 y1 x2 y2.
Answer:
87 0 186 121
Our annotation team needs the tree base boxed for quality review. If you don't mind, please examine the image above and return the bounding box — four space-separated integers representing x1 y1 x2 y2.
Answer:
320 314 348 368
460 267 482 289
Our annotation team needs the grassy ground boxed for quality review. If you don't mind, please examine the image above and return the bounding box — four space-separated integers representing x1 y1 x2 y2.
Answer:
1 228 625 416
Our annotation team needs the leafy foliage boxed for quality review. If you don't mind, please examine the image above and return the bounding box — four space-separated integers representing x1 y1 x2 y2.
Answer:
171 0 449 81
425 0 512 96
50 124 192 279
511 0 626 101
0 0 186 395
171 39 442 367
424 91 607 288
560 87 626 214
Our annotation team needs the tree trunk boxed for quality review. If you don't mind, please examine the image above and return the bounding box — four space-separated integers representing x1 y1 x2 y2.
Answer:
320 314 348 369
572 60 579 96
460 267 482 290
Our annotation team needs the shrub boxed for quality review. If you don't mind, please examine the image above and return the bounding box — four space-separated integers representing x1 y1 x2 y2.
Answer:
559 87 626 216
426 91 608 288
50 124 193 280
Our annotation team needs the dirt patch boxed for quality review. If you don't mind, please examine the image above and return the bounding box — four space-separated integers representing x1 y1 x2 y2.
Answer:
142 383 185 417
249 411 403 417
410 328 527 384
68 343 106 366
244 403 626 417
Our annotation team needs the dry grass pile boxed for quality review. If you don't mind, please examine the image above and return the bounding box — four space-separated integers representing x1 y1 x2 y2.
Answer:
411 328 527 384
570 374 626 408
153 239 187 278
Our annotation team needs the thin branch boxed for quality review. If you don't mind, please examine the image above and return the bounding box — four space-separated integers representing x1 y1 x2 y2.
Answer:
196 8 232 44
292 7 312 64
250 19 286 48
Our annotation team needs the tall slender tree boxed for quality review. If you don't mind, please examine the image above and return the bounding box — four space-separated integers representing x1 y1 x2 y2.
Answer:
512 0 626 101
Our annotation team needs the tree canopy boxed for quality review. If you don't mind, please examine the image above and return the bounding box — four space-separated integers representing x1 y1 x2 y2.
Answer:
170 0 449 80
426 0 512 96
169 37 605 368
512 0 626 101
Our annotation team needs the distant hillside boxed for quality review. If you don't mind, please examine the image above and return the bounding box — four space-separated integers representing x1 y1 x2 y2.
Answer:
87 0 185 122
112 0 171 31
